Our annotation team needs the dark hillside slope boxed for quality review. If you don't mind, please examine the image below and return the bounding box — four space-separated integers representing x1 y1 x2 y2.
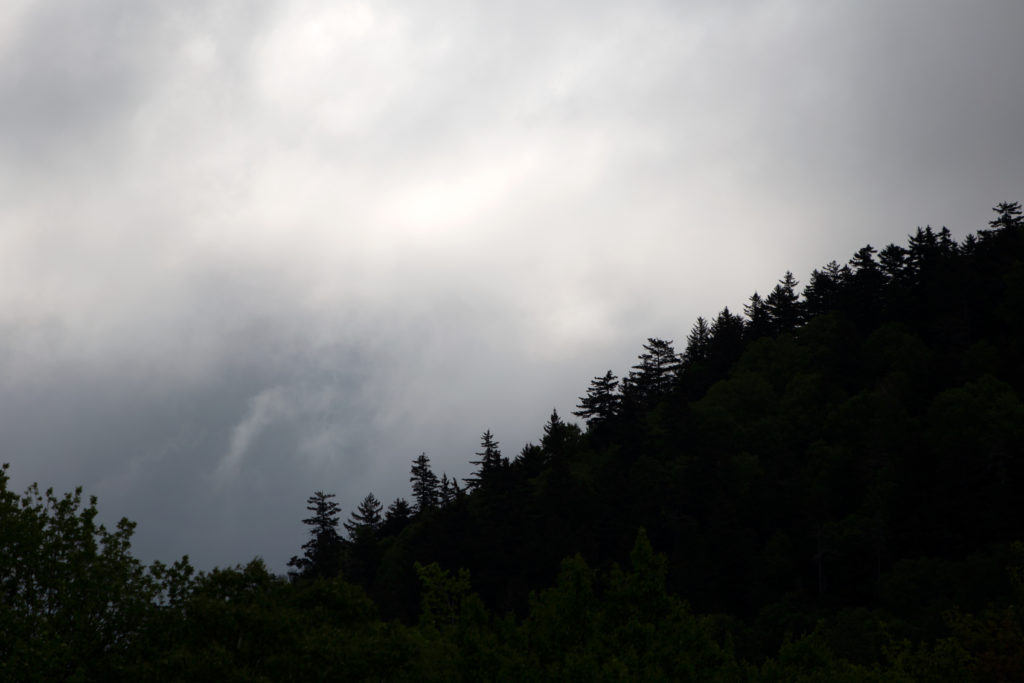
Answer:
351 204 1024 659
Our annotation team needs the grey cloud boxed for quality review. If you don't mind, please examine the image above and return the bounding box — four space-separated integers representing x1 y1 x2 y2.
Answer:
1 0 1022 573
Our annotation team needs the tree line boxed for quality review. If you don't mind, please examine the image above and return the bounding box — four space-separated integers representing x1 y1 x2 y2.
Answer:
3 202 1023 680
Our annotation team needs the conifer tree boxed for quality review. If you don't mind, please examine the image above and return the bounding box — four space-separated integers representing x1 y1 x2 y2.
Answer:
847 246 886 318
288 491 343 580
381 498 413 537
625 338 679 404
574 370 620 429
541 409 581 458
682 316 712 369
344 493 383 541
765 271 803 333
878 244 907 283
988 201 1023 233
410 453 440 515
464 430 504 491
907 226 940 280
803 262 845 318
743 292 771 339
708 307 745 366
439 473 463 505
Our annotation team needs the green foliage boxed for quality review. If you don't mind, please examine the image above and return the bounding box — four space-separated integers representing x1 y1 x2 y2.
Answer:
518 530 740 681
0 463 189 682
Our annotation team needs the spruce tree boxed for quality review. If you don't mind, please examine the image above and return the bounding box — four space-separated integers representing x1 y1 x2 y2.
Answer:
708 307 745 367
344 493 383 541
440 473 464 505
682 316 712 369
410 453 440 515
288 491 343 580
878 245 907 283
573 370 620 429
765 271 803 333
743 292 771 340
381 498 413 537
625 338 679 404
465 430 504 491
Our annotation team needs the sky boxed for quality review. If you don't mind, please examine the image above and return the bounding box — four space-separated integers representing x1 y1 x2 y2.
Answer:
1 0 1022 573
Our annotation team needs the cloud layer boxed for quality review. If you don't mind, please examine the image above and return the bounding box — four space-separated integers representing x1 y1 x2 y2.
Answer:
1 0 1022 570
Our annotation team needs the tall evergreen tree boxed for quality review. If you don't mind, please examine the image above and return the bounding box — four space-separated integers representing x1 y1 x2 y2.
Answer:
803 262 848 318
847 246 886 321
541 409 577 456
708 307 746 367
625 338 679 404
344 493 383 541
906 226 940 282
464 430 504 491
765 271 803 333
439 473 463 505
682 316 712 369
878 244 908 283
381 498 413 537
410 453 441 515
988 201 1023 233
743 291 772 339
288 491 343 580
573 370 620 429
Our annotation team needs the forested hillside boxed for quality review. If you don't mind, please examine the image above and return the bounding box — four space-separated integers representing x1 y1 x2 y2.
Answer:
4 203 1023 681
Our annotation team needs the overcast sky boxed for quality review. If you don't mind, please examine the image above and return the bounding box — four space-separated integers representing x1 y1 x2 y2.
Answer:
2 0 1022 572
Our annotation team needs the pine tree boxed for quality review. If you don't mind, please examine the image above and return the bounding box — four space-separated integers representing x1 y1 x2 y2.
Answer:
847 246 886 320
288 491 343 580
440 473 465 506
878 245 907 283
765 271 803 333
410 453 441 515
708 307 746 367
464 430 504 491
573 370 620 429
743 292 771 340
625 338 679 404
804 260 853 318
512 442 546 477
344 493 383 541
984 201 1022 237
541 409 581 458
682 317 712 369
907 226 940 281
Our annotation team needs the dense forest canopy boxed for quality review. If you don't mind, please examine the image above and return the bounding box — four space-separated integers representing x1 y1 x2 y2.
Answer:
3 203 1024 680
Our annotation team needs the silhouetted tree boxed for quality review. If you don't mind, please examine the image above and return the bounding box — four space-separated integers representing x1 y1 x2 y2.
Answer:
288 491 343 580
907 226 940 282
344 493 383 541
803 262 847 318
878 244 907 283
708 306 746 366
464 430 504 491
410 453 440 515
439 473 463 505
625 338 679 404
989 201 1023 232
682 316 712 369
512 442 546 477
574 371 620 429
381 498 413 537
744 291 771 339
541 409 580 458
765 271 802 333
